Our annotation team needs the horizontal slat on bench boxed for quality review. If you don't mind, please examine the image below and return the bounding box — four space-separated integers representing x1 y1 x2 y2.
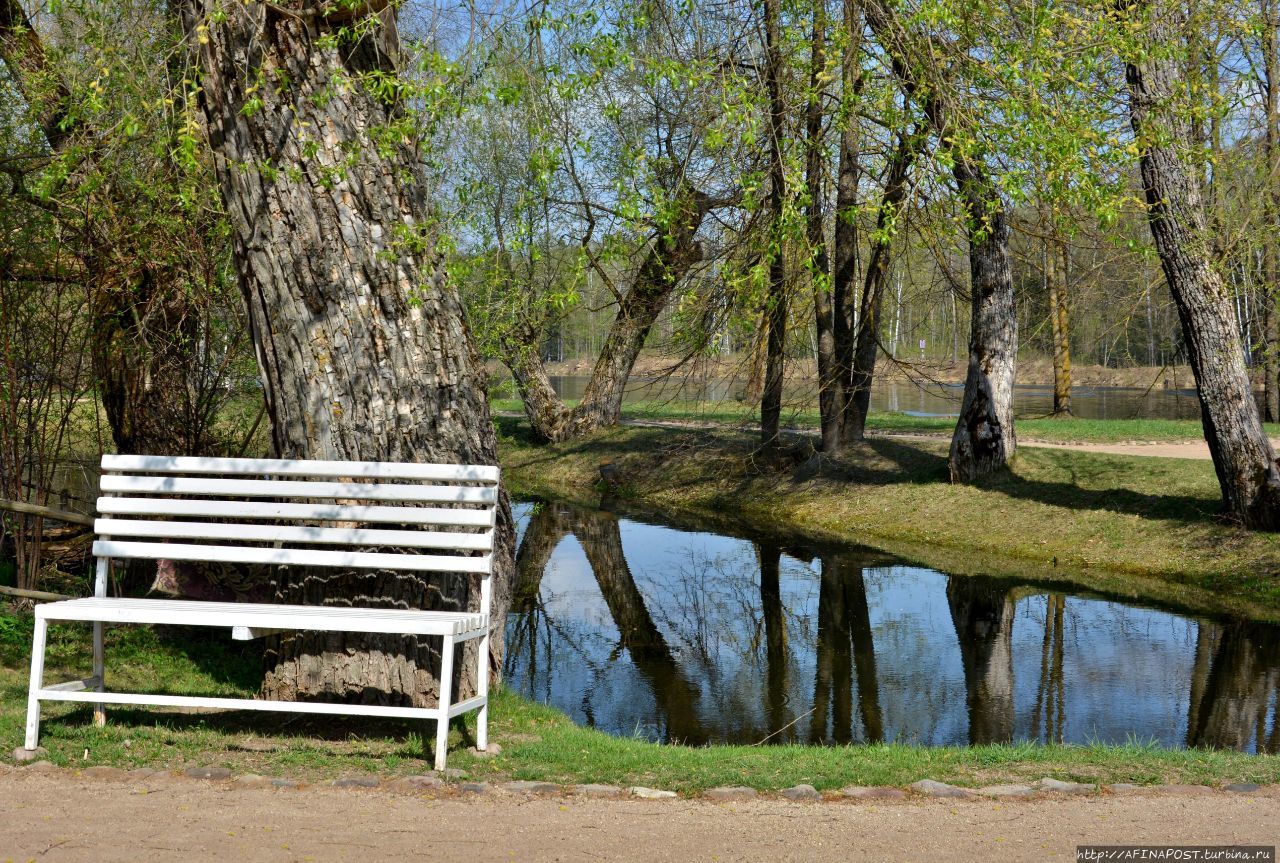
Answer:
93 540 492 574
37 597 487 635
94 519 493 550
102 454 500 483
35 689 445 720
96 497 493 525
100 475 497 503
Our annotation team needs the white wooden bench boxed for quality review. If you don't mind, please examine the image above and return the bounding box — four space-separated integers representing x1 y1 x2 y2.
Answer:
23 454 499 770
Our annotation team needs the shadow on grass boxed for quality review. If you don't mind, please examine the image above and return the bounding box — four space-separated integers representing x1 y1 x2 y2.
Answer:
806 437 1220 525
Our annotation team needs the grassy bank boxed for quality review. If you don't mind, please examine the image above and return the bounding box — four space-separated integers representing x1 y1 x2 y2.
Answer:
3 617 1276 790
491 398 1280 445
495 418 1280 620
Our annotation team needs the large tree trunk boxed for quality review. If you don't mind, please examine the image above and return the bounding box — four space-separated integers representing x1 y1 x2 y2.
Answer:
760 0 788 448
946 162 1018 482
176 0 514 706
1121 0 1280 528
844 129 920 441
504 187 717 443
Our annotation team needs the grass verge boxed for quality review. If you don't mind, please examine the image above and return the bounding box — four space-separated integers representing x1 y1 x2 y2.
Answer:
491 398 1280 445
495 418 1280 621
3 616 1276 790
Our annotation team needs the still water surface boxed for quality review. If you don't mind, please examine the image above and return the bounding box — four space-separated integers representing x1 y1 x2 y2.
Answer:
505 499 1280 752
545 375 1205 421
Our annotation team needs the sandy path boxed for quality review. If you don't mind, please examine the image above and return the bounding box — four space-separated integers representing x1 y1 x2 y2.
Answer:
1 771 1276 863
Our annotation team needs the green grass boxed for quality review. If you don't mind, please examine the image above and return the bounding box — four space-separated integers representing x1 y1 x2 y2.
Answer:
496 418 1280 620
492 397 1280 445
3 614 1276 790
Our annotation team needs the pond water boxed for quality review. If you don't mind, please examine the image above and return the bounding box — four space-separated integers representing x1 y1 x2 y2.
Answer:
505 498 1280 752
543 375 1207 421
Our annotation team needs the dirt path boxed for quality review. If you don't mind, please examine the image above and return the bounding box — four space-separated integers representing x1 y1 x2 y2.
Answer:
1 771 1276 863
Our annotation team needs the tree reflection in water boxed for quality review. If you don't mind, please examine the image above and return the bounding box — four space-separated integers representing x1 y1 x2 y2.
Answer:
505 497 1280 752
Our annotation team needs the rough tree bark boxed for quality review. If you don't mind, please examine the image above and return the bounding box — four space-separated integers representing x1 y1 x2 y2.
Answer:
1121 0 1280 528
760 0 789 448
862 0 1017 480
843 129 921 441
175 0 514 705
503 185 721 443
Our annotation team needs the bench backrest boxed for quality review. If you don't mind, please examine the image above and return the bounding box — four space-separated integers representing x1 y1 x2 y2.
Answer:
93 455 500 612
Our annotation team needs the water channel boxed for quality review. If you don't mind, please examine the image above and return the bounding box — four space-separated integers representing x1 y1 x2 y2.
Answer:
505 498 1280 752
543 376 1207 421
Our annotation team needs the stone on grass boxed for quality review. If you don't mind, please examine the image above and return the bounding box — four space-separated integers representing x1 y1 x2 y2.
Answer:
1038 778 1096 794
270 778 300 788
976 784 1036 798
472 743 503 759
704 786 757 802
840 785 907 801
332 776 380 788
501 780 559 795
1107 783 1142 794
572 784 622 798
458 781 490 794
184 766 232 781
82 766 126 780
780 784 821 802
234 774 270 787
910 779 974 799
630 786 677 800
1224 783 1260 794
26 760 59 773
126 768 166 780
442 768 468 780
12 747 48 763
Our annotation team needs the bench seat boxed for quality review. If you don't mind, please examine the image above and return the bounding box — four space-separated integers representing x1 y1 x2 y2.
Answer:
23 454 500 771
35 597 487 638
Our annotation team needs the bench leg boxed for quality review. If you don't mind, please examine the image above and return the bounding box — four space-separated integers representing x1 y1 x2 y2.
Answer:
92 621 106 728
25 616 48 751
476 629 490 751
434 636 455 771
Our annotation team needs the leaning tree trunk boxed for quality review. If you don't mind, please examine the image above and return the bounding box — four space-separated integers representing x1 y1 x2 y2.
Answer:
844 128 920 441
176 0 515 705
1122 0 1280 528
504 186 716 443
